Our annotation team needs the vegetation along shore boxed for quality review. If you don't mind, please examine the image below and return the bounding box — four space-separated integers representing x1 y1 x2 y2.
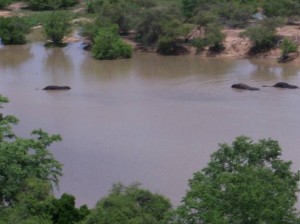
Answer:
1 0 300 62
1 0 300 223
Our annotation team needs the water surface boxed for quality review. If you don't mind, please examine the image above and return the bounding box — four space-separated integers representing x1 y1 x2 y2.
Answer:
1 32 300 207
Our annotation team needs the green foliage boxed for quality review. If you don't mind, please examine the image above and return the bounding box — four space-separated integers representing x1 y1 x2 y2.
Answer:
23 12 53 28
86 0 157 34
52 193 90 224
91 25 132 60
217 2 254 28
181 0 212 18
157 36 181 55
80 16 111 44
191 23 225 53
171 136 300 224
0 17 30 45
205 23 225 52
156 18 189 55
43 11 72 46
135 8 168 46
280 38 298 56
242 23 277 53
191 38 207 52
136 6 188 51
83 183 172 224
26 0 78 11
0 95 63 206
181 0 300 28
192 10 219 27
0 178 55 224
0 0 12 9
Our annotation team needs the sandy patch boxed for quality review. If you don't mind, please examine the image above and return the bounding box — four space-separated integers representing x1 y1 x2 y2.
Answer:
0 10 14 17
7 2 27 11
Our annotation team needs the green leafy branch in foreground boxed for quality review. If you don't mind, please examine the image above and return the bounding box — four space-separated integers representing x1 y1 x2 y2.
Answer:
0 95 62 206
169 136 300 224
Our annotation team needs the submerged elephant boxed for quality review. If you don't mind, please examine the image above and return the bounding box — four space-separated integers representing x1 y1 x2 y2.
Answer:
43 85 71 90
231 83 260 91
272 82 298 89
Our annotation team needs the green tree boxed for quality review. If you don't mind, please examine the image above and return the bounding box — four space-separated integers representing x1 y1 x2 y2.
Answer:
0 0 12 9
83 183 172 224
280 38 298 56
170 136 300 223
43 11 72 46
278 38 299 63
91 24 132 60
0 95 62 206
0 178 55 224
135 8 167 46
52 193 90 224
26 0 78 11
157 18 190 55
0 17 30 45
242 21 279 53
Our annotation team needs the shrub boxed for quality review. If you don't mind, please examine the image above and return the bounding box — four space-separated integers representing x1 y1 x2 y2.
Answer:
26 0 78 11
242 25 277 53
91 25 132 60
0 0 12 9
191 23 225 53
280 38 298 56
83 183 171 224
43 11 72 46
191 38 208 53
157 36 180 55
0 17 30 45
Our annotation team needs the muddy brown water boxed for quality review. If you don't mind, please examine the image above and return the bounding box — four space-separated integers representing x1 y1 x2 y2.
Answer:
1 30 300 207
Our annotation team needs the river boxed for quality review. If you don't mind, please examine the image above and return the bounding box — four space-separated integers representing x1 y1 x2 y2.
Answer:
1 30 300 207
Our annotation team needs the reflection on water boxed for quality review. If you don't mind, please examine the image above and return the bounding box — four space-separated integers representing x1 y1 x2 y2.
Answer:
44 47 74 84
248 59 300 81
80 56 133 81
0 45 33 69
1 34 300 208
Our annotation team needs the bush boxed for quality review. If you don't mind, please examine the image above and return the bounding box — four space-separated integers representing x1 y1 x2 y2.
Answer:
280 38 298 56
191 22 225 53
0 0 12 9
191 38 207 53
43 11 72 46
135 8 166 46
157 36 181 55
83 183 171 224
91 25 132 60
26 0 78 11
242 25 277 53
170 136 300 223
85 0 154 34
0 17 30 45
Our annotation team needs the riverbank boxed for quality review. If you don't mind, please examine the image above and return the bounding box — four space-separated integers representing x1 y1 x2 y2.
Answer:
1 2 300 62
123 25 300 63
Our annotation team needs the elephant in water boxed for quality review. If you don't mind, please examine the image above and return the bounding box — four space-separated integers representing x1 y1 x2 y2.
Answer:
43 85 71 90
231 83 260 91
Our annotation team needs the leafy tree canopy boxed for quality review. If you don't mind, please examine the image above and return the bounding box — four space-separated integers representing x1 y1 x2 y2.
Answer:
91 24 132 60
0 95 62 206
0 17 30 45
43 11 73 46
170 136 300 224
83 183 172 224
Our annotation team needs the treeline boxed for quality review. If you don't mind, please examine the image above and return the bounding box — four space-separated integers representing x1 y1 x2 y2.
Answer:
1 95 300 223
0 0 300 58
